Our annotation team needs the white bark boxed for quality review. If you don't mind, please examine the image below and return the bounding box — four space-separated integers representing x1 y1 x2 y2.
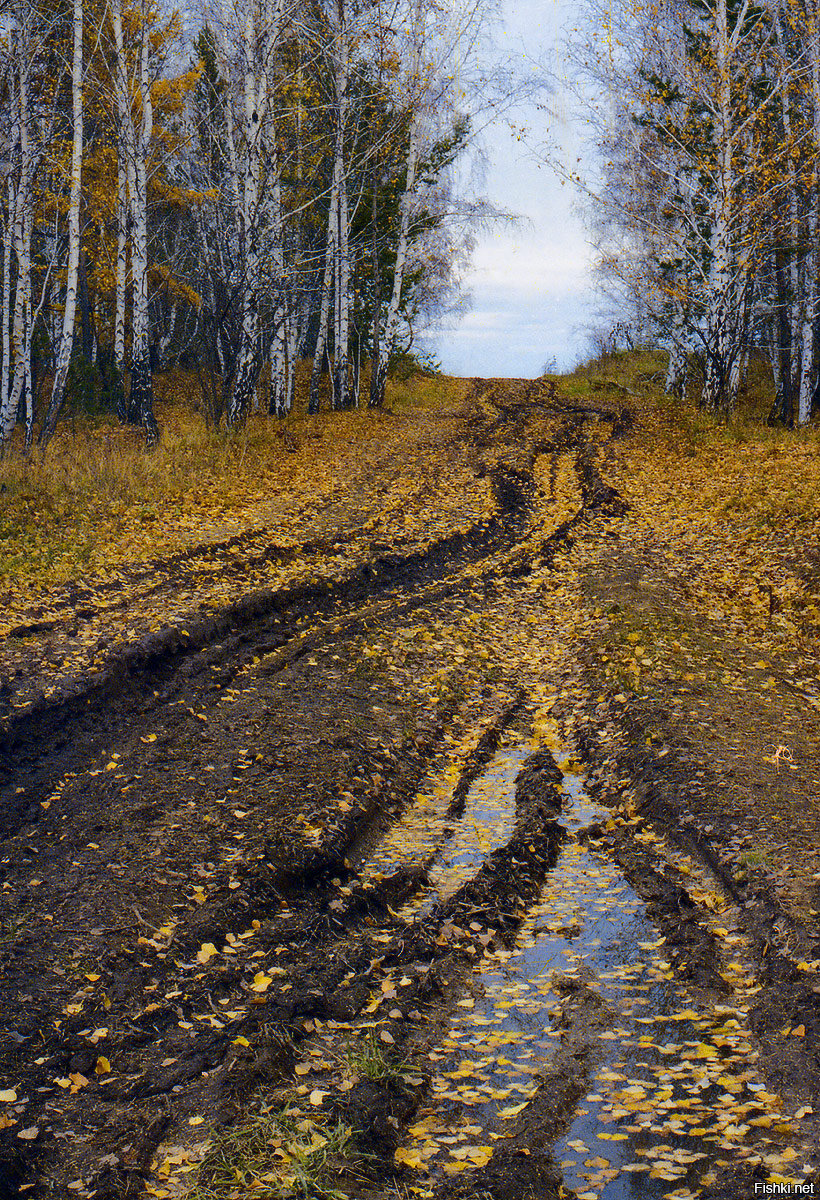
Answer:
228 0 283 425
798 0 820 425
268 169 288 417
374 112 420 406
112 0 136 423
1 174 12 418
114 118 129 416
330 0 351 410
702 0 734 416
3 16 32 445
308 189 337 414
373 0 424 407
129 1 158 441
41 0 83 443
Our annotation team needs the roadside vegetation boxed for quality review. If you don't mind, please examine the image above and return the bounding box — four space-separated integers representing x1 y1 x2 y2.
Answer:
0 366 465 612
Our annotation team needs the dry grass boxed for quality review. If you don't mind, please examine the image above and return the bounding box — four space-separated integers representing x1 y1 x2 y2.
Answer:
0 368 469 597
185 1105 352 1200
562 348 820 654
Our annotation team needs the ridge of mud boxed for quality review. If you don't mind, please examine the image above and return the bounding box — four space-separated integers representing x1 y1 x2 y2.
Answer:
571 689 820 1106
0 460 529 740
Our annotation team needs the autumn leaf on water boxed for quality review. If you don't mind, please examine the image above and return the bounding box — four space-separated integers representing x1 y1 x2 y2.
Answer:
498 1102 528 1118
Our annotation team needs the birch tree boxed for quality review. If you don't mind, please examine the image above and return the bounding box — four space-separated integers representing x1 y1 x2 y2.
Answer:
581 0 802 419
2 6 34 446
40 0 84 444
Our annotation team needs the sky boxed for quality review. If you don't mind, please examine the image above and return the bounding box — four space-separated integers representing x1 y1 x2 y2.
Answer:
430 0 596 378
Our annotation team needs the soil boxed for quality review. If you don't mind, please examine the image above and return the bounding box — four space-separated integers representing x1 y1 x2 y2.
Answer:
2 379 820 1200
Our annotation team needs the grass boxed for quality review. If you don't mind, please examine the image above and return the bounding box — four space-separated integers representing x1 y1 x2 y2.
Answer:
186 1105 352 1200
556 347 820 653
0 366 468 612
344 1030 411 1083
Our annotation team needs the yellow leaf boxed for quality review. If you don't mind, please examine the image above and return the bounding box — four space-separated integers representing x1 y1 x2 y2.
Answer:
694 1043 719 1058
232 1036 250 1047
309 1090 328 1106
141 734 158 743
0 1091 17 1103
188 1116 204 1126
394 1147 424 1168
498 1102 527 1118
196 943 219 964
95 1057 111 1075
251 972 273 993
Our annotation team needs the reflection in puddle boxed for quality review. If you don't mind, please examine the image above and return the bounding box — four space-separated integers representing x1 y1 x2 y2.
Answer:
359 736 526 911
398 759 815 1197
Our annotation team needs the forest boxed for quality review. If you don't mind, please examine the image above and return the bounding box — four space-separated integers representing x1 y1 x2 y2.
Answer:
0 0 489 449
4 0 820 439
585 0 820 425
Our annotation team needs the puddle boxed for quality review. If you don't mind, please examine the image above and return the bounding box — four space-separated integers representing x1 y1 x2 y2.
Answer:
356 735 526 912
396 758 816 1196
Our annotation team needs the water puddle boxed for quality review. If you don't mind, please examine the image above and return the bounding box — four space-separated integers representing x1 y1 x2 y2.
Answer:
396 756 815 1197
356 734 526 913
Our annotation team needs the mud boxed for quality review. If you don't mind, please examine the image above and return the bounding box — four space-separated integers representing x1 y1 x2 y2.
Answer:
2 380 820 1200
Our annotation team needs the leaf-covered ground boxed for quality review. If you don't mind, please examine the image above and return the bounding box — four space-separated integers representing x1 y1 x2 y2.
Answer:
2 365 820 1200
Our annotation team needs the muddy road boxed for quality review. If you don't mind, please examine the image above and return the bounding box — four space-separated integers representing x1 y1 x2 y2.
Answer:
2 381 820 1200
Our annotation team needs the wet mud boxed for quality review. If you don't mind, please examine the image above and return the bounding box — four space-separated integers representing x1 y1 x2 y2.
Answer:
0 381 818 1200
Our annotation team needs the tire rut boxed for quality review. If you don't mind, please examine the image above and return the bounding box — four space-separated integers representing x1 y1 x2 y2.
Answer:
0 387 631 1198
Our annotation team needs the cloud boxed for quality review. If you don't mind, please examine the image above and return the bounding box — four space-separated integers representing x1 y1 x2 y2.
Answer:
434 0 597 377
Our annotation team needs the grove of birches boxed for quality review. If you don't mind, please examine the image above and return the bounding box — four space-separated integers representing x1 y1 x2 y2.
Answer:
3 0 820 449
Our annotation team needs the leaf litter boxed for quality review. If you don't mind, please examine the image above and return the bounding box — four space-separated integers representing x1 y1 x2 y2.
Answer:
4 377 820 1197
393 748 818 1197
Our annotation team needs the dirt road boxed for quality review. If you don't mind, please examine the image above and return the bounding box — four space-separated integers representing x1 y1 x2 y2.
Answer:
2 380 820 1200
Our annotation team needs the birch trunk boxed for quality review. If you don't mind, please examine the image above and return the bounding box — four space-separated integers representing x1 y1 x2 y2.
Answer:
228 6 266 425
129 2 159 443
373 113 420 408
40 0 83 444
701 0 734 419
1 175 12 420
665 330 688 399
798 0 820 425
268 171 288 417
3 20 32 445
368 166 382 408
308 183 337 414
112 0 130 422
330 0 351 410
